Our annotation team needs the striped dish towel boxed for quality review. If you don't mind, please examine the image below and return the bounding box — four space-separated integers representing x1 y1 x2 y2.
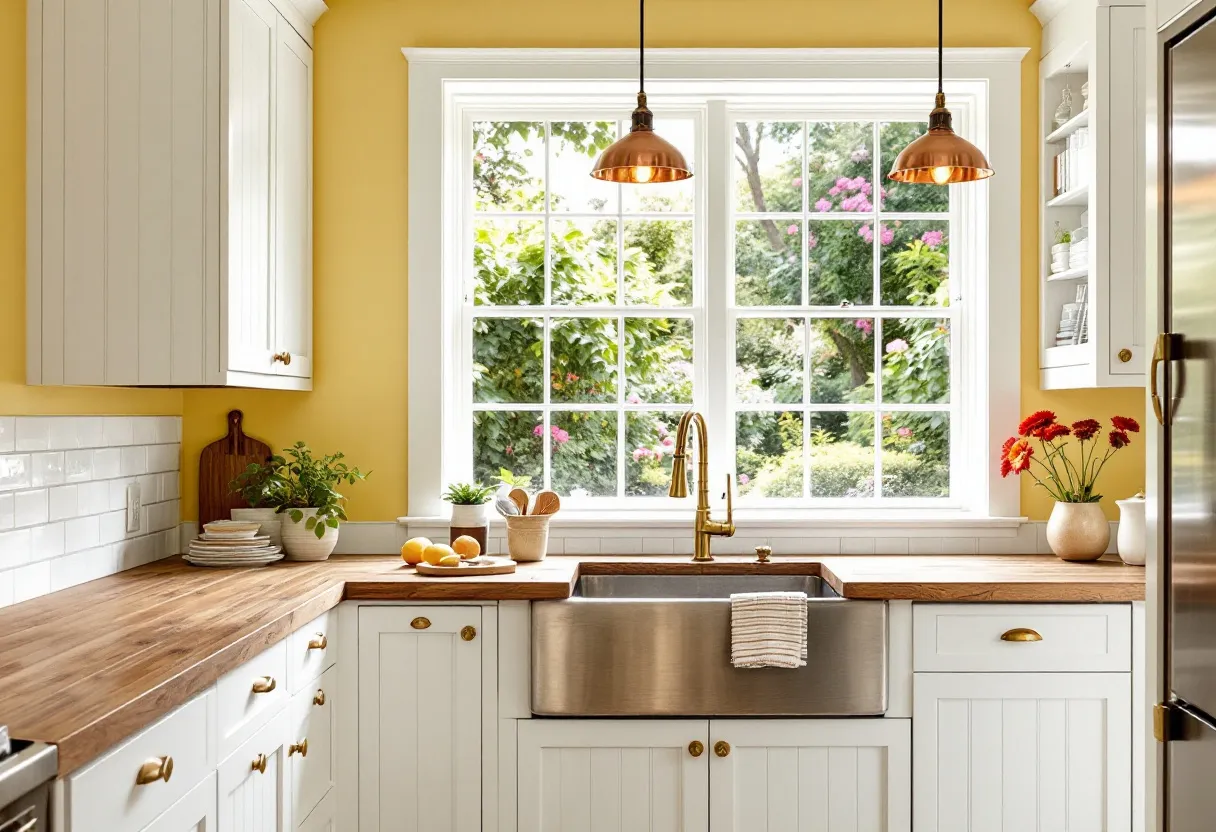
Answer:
730 591 808 669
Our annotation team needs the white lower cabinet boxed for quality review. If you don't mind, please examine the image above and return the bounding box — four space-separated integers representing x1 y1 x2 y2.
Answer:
290 665 336 824
357 606 483 831
913 672 1132 832
143 773 218 832
709 719 911 831
218 710 291 831
517 719 710 832
297 789 336 832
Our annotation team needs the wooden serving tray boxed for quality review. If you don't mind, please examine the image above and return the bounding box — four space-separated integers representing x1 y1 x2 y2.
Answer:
415 557 517 577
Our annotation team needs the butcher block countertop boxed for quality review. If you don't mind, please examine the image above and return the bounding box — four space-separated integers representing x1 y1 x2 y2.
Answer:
0 553 1142 776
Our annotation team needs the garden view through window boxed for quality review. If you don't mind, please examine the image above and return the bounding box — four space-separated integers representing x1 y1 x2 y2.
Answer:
468 115 955 505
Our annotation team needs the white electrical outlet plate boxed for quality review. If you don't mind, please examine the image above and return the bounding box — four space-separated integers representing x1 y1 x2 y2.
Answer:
126 482 142 533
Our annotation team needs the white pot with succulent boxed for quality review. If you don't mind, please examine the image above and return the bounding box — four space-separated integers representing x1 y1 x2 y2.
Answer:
275 442 370 561
1051 224 1071 274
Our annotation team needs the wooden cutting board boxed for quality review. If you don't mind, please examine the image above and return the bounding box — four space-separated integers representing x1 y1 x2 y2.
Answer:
415 557 517 577
198 410 273 528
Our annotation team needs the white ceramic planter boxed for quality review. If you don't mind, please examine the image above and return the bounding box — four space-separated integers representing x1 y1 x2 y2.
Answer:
505 514 551 562
1115 495 1146 566
450 503 488 528
280 508 339 561
1046 501 1110 562
230 507 282 548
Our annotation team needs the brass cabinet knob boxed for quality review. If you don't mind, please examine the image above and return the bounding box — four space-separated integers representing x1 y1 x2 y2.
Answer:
313 689 326 707
272 352 292 365
251 676 277 694
411 617 431 630
251 754 268 774
1001 627 1043 642
289 739 308 758
135 755 173 785
307 633 327 650
714 741 731 758
688 741 704 758
1118 348 1133 363
461 625 477 642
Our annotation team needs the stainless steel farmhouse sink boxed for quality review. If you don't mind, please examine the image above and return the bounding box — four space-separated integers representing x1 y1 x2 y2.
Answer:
531 572 887 716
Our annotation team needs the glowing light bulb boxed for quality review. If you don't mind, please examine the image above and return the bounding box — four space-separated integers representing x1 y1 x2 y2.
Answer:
931 166 953 185
633 165 654 183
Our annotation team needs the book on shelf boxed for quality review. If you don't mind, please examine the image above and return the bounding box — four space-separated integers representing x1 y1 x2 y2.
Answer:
1052 127 1090 196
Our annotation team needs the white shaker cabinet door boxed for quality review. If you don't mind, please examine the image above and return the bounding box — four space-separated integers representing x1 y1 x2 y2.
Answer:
517 719 711 832
218 711 290 832
914 673 1131 832
143 773 218 832
225 0 278 376
708 719 911 832
358 607 483 832
271 13 313 380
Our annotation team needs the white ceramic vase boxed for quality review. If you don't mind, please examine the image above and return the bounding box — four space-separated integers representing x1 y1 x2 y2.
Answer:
230 507 282 548
280 508 339 561
1046 501 1110 562
1115 494 1147 566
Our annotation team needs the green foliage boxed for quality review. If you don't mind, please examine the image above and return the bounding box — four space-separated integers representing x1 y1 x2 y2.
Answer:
495 469 534 489
442 481 495 506
229 457 289 509
275 442 369 538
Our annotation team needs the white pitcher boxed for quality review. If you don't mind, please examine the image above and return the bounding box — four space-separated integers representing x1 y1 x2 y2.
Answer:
1115 493 1146 566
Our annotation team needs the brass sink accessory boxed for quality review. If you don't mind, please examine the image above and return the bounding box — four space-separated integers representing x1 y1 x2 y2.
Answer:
668 411 735 562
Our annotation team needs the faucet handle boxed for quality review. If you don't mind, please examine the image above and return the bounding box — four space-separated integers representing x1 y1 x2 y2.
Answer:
723 473 735 533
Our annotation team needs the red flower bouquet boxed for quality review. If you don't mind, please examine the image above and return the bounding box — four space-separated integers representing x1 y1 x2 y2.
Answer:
999 411 1139 502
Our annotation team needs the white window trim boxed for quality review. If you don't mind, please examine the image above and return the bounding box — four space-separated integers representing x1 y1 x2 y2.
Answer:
403 47 1026 532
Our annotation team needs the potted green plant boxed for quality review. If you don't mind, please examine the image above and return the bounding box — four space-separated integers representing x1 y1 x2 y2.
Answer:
229 455 288 547
276 442 369 561
443 481 495 552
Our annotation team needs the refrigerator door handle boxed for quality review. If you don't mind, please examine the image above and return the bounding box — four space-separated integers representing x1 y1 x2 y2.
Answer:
1152 332 1183 425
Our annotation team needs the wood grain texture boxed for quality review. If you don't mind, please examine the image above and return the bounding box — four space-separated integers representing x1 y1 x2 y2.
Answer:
197 410 273 527
0 553 1140 777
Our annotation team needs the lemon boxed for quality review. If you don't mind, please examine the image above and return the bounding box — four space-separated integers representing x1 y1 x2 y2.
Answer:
401 537 432 566
423 543 457 566
452 535 481 559
439 554 462 567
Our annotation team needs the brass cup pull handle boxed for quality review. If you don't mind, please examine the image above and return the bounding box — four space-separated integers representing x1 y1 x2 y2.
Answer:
272 351 292 365
1001 627 1043 642
289 739 308 758
251 754 268 774
135 755 173 785
714 741 731 757
251 676 277 694
688 740 704 758
411 617 431 630
313 689 326 706
307 633 327 650
461 625 477 641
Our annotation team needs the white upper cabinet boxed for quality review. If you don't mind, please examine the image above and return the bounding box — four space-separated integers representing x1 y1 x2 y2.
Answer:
26 0 324 389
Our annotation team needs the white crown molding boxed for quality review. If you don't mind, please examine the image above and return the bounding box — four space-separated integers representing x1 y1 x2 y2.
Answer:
401 47 1030 66
284 0 328 25
1030 0 1072 27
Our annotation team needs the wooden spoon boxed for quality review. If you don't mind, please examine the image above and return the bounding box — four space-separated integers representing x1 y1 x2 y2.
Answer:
508 488 530 515
532 490 561 516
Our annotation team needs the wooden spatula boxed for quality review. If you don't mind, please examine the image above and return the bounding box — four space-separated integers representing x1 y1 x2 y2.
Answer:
508 488 530 515
532 490 561 516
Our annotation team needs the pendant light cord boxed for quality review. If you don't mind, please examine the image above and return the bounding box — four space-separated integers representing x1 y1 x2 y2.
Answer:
639 0 645 95
937 0 943 95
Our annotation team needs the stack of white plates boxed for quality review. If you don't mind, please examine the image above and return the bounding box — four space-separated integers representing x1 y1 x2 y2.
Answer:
185 521 283 567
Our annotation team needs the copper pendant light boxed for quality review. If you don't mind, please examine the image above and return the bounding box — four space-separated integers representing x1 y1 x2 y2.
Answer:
591 0 692 184
888 0 993 185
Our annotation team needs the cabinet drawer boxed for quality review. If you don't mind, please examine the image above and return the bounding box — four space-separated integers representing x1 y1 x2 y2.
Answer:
290 665 336 825
68 691 213 832
217 640 289 759
912 604 1131 672
287 609 337 694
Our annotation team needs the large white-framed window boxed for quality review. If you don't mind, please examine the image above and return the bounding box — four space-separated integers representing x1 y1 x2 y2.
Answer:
405 49 1024 527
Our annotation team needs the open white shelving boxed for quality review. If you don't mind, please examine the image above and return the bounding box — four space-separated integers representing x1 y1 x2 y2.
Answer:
1032 0 1147 390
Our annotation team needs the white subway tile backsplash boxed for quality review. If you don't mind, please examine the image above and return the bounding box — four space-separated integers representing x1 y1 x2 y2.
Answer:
64 449 92 482
120 446 147 477
15 418 50 452
0 494 12 531
92 448 121 480
50 546 116 592
31 452 65 487
65 516 100 553
48 485 78 521
147 444 179 473
841 537 877 555
102 417 134 447
137 474 160 504
99 511 127 545
0 456 30 492
162 472 180 501
641 537 675 555
31 523 65 562
157 417 180 444
47 417 79 450
0 571 13 608
12 562 50 603
132 417 159 445
0 418 14 454
77 417 104 449
875 537 910 554
610 537 643 555
563 538 602 555
0 529 31 570
15 490 49 528
78 481 110 516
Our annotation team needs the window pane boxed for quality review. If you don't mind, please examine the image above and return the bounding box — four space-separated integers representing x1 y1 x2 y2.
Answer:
882 411 950 497
880 221 949 306
810 318 874 404
551 219 617 305
473 317 543 403
810 411 875 498
473 121 545 212
473 219 545 306
551 410 617 497
806 122 874 213
550 121 619 213
880 122 950 212
473 411 543 486
625 220 693 306
735 220 801 306
807 221 874 305
551 318 618 403
733 121 802 213
626 318 693 405
736 318 804 404
624 118 695 212
736 411 804 498
881 317 950 404
626 411 689 496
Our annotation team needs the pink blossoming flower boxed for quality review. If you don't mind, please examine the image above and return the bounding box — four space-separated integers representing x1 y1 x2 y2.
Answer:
921 230 944 249
851 147 871 162
505 444 514 455
814 198 833 212
849 176 868 191
859 181 872 196
626 393 641 404
739 474 750 485
554 428 569 443
786 224 798 236
828 186 841 196
855 319 872 335
858 224 874 244
896 427 913 438
807 231 818 250
532 425 544 437
632 447 652 461
880 224 894 246
836 177 851 188
793 177 802 187
656 423 668 437
886 338 909 354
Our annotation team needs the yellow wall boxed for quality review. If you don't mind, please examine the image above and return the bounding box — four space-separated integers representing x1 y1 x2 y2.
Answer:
0 0 1144 522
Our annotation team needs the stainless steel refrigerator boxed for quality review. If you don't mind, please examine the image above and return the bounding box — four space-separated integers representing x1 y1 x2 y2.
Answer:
1160 1 1216 827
